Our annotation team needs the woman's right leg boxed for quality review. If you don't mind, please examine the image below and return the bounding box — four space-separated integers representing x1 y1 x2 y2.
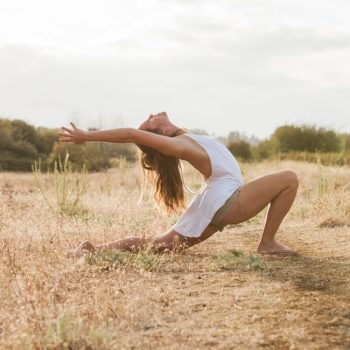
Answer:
65 225 219 257
219 169 299 254
65 237 151 257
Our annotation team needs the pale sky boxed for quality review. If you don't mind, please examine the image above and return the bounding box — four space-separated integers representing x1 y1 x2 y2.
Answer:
0 0 349 139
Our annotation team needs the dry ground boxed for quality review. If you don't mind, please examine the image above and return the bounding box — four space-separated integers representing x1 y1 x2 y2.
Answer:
0 160 349 350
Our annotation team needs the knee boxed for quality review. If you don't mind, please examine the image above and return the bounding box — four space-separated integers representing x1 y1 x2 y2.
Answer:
281 170 299 189
153 232 189 253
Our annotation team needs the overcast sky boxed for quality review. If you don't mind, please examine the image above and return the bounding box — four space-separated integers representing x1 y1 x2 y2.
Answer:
0 0 349 139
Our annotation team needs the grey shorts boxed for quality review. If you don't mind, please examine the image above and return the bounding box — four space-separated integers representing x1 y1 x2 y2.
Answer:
210 189 241 231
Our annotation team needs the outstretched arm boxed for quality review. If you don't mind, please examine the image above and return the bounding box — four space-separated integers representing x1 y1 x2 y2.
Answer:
58 123 185 158
58 123 134 144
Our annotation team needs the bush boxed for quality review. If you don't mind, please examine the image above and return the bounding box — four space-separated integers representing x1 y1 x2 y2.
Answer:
49 142 110 171
0 118 137 172
228 140 252 161
271 125 342 153
0 119 41 171
48 142 136 172
340 133 350 152
251 140 273 161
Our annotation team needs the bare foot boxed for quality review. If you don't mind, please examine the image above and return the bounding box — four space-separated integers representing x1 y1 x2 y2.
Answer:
65 240 95 258
257 240 297 255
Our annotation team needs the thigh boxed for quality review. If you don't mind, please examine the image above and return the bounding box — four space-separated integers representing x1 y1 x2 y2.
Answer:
154 224 219 250
220 170 294 225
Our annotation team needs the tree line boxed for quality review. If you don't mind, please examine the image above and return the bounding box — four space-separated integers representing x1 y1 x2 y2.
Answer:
1 118 350 171
0 118 135 171
228 125 350 165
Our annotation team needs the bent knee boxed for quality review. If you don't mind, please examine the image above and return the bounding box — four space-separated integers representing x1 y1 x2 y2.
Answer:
281 169 299 188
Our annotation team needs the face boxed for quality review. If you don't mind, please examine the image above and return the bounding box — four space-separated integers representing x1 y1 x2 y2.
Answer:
138 112 171 135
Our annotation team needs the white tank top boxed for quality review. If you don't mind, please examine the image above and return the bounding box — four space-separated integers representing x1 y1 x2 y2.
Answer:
171 132 244 237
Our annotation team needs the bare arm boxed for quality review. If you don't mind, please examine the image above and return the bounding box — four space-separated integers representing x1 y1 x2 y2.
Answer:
86 128 133 142
58 123 185 157
59 123 133 143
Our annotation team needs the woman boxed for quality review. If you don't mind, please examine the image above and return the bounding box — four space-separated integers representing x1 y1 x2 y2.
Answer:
59 112 299 256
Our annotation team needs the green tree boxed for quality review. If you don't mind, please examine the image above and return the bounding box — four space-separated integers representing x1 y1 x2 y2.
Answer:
0 119 40 171
271 124 341 153
10 119 38 145
35 127 58 155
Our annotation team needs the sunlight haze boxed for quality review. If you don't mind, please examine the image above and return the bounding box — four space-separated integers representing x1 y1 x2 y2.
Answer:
0 0 349 138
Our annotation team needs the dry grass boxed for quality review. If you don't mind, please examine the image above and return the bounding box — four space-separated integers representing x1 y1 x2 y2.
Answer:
0 160 349 350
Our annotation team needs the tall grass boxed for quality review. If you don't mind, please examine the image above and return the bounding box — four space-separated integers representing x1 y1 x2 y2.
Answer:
32 152 89 217
20 313 113 349
316 154 328 197
274 151 350 166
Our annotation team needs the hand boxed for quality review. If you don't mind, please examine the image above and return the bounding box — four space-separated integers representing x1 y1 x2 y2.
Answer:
58 122 88 144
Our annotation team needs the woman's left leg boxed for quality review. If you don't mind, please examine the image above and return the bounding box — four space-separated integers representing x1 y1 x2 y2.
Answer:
219 169 299 254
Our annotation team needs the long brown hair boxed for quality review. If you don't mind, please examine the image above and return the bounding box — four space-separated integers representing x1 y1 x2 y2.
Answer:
137 132 185 212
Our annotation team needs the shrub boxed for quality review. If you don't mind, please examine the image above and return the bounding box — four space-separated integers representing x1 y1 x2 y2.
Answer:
228 140 252 161
271 125 342 153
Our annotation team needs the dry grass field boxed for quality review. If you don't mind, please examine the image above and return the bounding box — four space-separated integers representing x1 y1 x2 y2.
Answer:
0 160 349 349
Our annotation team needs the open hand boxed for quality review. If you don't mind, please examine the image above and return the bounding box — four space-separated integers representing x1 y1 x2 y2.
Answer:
58 122 87 144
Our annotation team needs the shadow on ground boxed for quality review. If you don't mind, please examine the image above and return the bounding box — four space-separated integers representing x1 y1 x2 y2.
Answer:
262 253 350 299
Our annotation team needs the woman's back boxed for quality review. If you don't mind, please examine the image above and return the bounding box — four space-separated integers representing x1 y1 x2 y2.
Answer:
182 132 243 184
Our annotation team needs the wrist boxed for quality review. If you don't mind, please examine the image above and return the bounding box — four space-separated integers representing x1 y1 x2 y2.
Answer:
84 131 93 142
